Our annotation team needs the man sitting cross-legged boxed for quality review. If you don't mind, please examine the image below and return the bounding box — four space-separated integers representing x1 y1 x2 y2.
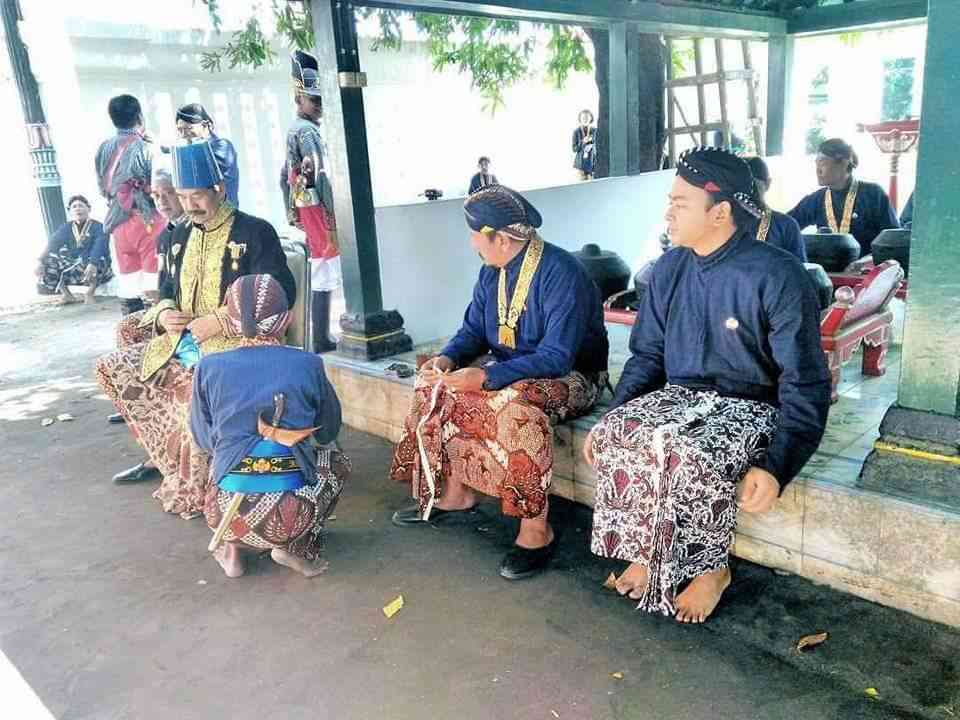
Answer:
390 185 609 580
584 148 831 623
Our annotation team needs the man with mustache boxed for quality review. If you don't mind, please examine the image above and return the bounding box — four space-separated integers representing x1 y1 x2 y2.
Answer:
390 185 609 580
96 142 295 518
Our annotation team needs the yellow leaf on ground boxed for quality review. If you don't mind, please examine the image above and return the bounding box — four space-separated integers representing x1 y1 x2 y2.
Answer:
382 595 404 619
796 632 829 652
864 688 880 699
611 672 624 680
603 573 618 590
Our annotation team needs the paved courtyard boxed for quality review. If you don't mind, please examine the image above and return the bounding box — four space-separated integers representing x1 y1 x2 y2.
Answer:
1 300 958 720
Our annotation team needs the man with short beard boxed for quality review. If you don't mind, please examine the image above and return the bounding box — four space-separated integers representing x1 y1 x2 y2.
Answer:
95 142 295 518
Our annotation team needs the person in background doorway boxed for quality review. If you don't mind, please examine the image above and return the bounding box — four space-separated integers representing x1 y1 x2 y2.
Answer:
36 194 112 304
572 109 597 181
95 94 165 316
175 103 240 208
281 50 341 354
744 156 806 262
469 156 498 194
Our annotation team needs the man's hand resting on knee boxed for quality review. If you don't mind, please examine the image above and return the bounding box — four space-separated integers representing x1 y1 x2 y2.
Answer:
737 467 780 513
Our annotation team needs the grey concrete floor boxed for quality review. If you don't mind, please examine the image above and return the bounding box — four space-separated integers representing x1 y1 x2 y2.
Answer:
1 300 959 720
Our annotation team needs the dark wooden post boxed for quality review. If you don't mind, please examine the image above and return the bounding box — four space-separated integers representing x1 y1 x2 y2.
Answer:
310 0 412 359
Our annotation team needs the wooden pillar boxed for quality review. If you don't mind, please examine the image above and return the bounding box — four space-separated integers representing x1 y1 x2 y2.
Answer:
765 34 793 157
608 21 628 177
310 0 412 359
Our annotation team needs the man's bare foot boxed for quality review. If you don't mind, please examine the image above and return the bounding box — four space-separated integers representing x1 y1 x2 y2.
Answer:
433 488 478 512
271 548 330 578
516 519 554 549
675 567 731 623
57 293 81 306
84 292 97 305
214 543 245 578
615 562 650 600
180 511 202 520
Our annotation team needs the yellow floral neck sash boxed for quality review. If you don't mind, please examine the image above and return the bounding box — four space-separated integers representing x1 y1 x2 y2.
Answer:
824 179 859 234
497 237 544 349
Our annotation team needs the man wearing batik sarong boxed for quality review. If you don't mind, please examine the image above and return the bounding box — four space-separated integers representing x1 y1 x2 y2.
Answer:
391 185 609 580
191 275 348 579
585 148 831 622
95 142 295 517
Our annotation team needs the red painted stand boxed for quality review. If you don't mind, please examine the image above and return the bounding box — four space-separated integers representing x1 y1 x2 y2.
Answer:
828 255 907 301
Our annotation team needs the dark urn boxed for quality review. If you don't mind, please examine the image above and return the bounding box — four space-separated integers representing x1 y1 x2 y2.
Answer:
802 230 861 272
572 243 631 302
871 228 912 275
422 188 443 201
803 263 835 310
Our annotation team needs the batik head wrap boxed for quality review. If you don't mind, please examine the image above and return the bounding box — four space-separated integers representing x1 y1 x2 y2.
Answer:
463 184 543 240
224 274 293 342
676 146 762 218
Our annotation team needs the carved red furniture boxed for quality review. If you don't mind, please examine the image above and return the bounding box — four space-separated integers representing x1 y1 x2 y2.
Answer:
603 260 905 405
820 260 904 402
828 255 908 301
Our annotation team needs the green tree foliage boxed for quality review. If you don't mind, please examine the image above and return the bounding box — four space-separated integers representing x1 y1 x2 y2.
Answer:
198 1 826 109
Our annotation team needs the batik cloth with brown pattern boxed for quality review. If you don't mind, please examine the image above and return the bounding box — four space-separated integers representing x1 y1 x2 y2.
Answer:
95 311 210 516
391 357 604 519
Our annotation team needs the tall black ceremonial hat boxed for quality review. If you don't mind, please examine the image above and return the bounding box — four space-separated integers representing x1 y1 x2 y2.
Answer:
291 50 323 97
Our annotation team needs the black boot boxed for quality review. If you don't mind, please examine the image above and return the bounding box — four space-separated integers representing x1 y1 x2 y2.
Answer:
120 297 145 317
312 291 338 353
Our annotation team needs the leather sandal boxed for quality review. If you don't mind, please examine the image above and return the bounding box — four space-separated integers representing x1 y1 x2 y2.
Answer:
112 462 161 484
391 504 478 527
499 537 558 580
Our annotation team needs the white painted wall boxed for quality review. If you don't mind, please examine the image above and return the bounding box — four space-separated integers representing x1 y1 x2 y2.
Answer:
377 170 675 343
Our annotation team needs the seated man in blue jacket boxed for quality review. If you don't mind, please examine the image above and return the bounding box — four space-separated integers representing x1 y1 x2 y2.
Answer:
390 185 609 581
585 148 831 624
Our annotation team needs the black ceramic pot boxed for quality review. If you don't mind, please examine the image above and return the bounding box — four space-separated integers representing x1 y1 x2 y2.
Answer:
422 188 443 201
802 231 861 272
572 243 631 302
803 263 834 310
871 228 911 275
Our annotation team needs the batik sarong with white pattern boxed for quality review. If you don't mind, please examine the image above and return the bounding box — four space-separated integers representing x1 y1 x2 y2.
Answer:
590 385 778 615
